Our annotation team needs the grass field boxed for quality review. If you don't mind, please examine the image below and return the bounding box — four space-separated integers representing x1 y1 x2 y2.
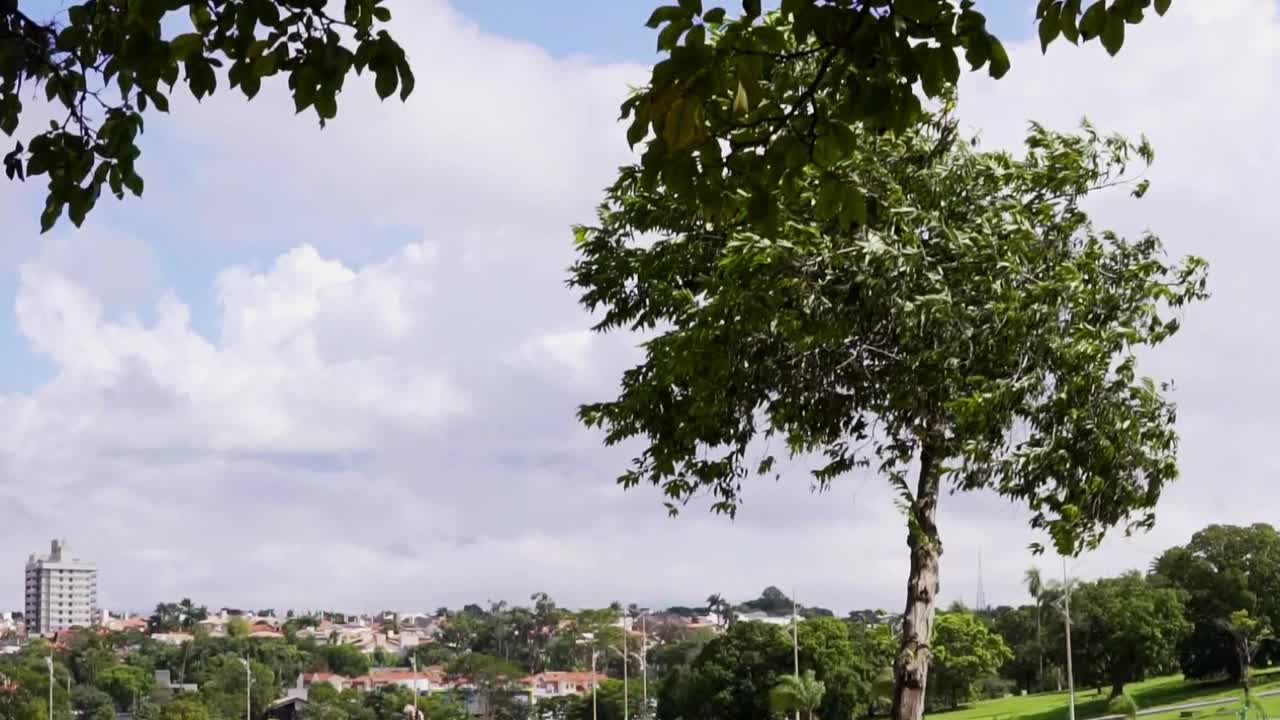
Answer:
924 669 1280 720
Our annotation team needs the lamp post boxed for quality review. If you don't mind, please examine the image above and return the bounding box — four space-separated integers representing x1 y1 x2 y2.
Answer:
591 649 599 720
640 611 648 718
792 592 800 720
45 654 53 720
621 613 628 720
1063 558 1076 720
411 656 419 720
239 658 251 720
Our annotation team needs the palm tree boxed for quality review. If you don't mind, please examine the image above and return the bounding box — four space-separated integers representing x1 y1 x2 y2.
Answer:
1024 567 1044 689
770 670 826 720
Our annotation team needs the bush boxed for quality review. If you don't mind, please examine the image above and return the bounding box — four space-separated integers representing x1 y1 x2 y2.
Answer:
1106 693 1139 719
975 676 1015 700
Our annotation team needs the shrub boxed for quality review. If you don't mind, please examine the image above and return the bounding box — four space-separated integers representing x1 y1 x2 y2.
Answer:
1106 693 1139 719
975 676 1015 700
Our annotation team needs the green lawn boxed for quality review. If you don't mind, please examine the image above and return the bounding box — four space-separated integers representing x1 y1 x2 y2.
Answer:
924 669 1280 720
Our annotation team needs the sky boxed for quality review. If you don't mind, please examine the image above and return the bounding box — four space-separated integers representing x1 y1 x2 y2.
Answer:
0 0 1272 616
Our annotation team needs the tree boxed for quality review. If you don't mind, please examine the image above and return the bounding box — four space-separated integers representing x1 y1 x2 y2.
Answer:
1222 610 1270 693
796 617 878 720
990 606 1042 695
742 587 793 617
70 686 115 720
1070 572 1190 698
417 693 468 720
444 654 521 720
770 671 825 720
319 644 370 678
656 621 791 720
226 617 251 639
1024 568 1045 688
161 695 210 720
96 664 153 711
1 0 414 231
620 1 1171 242
927 612 1012 710
574 98 1206 720
1152 524 1280 681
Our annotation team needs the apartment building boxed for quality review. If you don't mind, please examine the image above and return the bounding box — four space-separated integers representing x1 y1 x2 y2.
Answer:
24 539 98 636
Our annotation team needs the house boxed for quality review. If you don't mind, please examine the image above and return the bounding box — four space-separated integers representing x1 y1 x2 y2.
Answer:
349 667 447 693
524 671 597 700
300 672 350 692
154 670 198 694
151 632 195 645
266 696 307 720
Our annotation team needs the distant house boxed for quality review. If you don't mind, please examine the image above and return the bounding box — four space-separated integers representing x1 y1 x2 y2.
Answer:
524 671 597 700
735 611 793 626
151 632 195 646
300 672 350 692
266 696 307 720
154 670 198 694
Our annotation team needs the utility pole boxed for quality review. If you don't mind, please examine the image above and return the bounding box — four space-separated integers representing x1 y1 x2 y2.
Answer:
46 653 53 720
1063 558 1076 720
792 590 800 720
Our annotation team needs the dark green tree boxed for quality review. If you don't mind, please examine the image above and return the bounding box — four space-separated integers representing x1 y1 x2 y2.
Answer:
1070 572 1190 697
927 611 1012 710
1152 524 1280 681
1 0 413 230
574 96 1206 720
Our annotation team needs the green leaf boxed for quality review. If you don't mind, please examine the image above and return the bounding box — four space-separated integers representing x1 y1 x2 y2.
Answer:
397 56 416 101
645 5 687 28
170 33 203 61
703 7 726 24
372 6 391 22
1061 0 1082 43
839 185 867 227
733 81 750 115
122 170 143 197
375 66 398 99
742 0 761 18
986 37 1010 78
1154 0 1171 16
315 91 338 120
39 199 61 233
815 180 840 220
1038 2 1062 52
657 19 691 51
1100 11 1125 55
1079 0 1107 40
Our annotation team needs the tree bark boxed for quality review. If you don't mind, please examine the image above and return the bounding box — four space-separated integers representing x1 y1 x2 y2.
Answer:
891 442 943 720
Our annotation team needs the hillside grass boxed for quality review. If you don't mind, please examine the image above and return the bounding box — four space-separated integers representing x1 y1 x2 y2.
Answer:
924 668 1280 720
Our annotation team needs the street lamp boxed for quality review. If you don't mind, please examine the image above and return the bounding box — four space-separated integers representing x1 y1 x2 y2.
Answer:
239 658 252 720
590 648 599 720
411 656 419 720
45 654 53 720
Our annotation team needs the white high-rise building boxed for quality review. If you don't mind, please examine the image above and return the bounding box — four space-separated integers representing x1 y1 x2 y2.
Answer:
24 539 98 636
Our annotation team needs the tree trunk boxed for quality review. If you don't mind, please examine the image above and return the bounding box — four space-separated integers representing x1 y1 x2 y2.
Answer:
1109 680 1124 699
890 442 943 720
